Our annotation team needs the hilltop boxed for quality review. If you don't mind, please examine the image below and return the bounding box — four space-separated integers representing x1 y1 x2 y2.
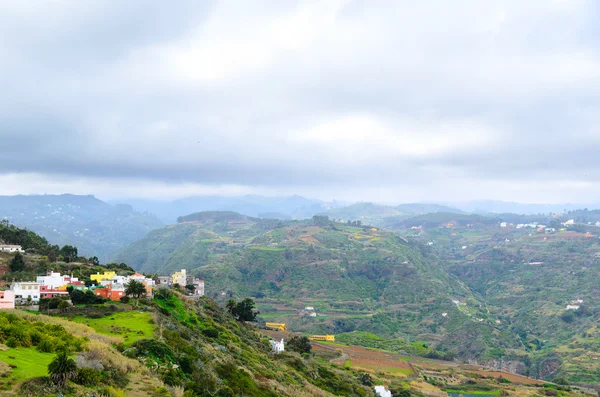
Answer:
0 194 163 261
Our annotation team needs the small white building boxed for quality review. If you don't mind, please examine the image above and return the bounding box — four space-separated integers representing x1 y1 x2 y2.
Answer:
374 386 392 397
305 306 315 311
10 282 41 303
500 222 507 228
0 245 24 253
269 338 285 354
36 272 80 289
564 219 575 226
566 305 580 310
193 279 205 296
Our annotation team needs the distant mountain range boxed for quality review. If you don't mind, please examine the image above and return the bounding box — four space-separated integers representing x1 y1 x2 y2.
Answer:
0 194 163 261
111 195 348 223
450 200 600 215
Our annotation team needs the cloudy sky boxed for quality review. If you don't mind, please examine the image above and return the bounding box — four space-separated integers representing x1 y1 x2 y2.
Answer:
1 0 599 203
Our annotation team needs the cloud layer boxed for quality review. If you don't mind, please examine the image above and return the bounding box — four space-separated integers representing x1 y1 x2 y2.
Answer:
1 0 600 203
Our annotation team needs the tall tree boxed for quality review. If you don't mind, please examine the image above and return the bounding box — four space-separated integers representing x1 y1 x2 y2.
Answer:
59 245 78 263
235 298 259 322
125 280 147 307
9 252 25 272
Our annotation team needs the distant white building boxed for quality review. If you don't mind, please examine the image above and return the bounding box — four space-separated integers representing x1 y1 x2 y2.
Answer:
573 298 584 304
564 219 575 226
500 222 507 228
36 272 80 289
0 245 24 253
374 386 392 397
10 282 41 303
566 305 580 310
269 338 285 353
305 306 314 311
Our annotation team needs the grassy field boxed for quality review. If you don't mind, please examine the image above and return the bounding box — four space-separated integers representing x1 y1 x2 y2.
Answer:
71 311 154 345
0 348 55 389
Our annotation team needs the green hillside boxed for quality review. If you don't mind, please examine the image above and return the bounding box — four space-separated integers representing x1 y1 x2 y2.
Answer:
115 213 522 362
390 215 600 383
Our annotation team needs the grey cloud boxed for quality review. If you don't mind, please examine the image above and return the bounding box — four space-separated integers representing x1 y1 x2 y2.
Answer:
1 0 600 201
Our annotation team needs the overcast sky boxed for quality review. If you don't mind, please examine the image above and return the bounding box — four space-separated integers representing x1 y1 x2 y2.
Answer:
1 0 599 204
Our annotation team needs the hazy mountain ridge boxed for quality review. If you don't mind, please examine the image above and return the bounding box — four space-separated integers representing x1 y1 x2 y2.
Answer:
0 194 163 261
112 195 347 223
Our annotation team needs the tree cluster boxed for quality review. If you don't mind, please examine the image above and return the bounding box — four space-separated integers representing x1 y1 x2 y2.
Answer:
67 287 106 305
226 298 259 322
286 336 312 354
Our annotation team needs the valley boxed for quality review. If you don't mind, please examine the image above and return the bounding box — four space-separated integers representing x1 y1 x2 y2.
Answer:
115 208 600 387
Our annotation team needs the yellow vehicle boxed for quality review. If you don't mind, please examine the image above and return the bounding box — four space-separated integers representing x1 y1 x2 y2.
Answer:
308 335 335 342
265 322 287 331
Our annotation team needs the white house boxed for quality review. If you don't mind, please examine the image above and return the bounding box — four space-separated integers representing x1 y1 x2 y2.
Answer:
36 272 80 289
0 245 24 253
566 305 580 310
374 386 392 397
194 279 205 296
10 282 41 303
305 306 315 311
500 222 507 228
564 219 575 226
269 338 285 354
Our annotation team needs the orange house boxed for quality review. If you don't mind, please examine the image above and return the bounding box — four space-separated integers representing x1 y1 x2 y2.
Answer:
95 284 125 301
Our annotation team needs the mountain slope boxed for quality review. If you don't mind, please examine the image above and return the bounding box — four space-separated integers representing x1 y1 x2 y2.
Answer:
0 194 163 261
115 212 521 361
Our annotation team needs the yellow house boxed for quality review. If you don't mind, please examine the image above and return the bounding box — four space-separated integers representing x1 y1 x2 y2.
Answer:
172 269 187 285
90 271 116 283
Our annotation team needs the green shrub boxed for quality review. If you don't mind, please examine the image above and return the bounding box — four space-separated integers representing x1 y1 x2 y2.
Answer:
37 338 54 353
74 367 102 386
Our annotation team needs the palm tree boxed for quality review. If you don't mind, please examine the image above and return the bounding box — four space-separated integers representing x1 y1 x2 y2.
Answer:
48 350 77 388
125 280 147 307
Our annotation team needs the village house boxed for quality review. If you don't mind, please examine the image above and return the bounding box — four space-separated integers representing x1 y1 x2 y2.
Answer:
10 282 41 303
0 291 15 309
36 272 82 289
171 269 187 286
156 276 170 285
269 338 285 354
0 245 24 253
566 305 580 310
500 222 507 228
90 271 116 283
39 285 69 299
95 283 126 301
374 386 392 397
